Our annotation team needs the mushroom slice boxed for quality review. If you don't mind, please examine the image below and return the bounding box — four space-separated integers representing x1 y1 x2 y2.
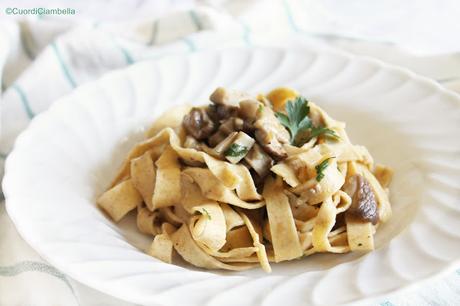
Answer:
253 106 290 160
239 99 263 121
342 174 378 224
255 129 287 161
224 132 255 164
182 107 216 140
210 87 252 105
207 103 239 123
254 106 290 143
244 143 273 178
213 132 238 156
209 118 244 146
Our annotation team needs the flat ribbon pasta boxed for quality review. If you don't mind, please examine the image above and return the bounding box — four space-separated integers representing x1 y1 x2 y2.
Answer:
137 206 161 235
170 224 255 271
311 196 336 252
188 202 227 251
151 146 181 210
183 168 265 209
130 151 156 210
97 179 142 222
263 177 303 262
111 128 261 200
345 214 374 251
99 88 393 273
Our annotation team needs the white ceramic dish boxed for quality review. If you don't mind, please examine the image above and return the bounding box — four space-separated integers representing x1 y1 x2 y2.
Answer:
3 47 460 306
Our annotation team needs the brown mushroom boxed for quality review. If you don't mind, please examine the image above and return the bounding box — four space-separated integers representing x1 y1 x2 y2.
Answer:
210 87 252 105
207 104 239 123
244 143 273 177
182 107 216 140
254 130 287 161
238 99 262 121
342 174 379 224
208 117 244 146
252 105 290 160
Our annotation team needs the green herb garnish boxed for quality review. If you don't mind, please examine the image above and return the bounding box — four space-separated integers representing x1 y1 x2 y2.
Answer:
258 104 264 114
310 126 340 140
202 208 212 220
275 96 312 146
315 157 334 182
224 143 248 157
276 96 340 146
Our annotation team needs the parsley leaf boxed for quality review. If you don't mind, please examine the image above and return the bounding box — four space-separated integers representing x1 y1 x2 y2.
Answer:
275 96 311 145
224 143 248 157
310 126 340 140
315 157 334 182
275 95 340 146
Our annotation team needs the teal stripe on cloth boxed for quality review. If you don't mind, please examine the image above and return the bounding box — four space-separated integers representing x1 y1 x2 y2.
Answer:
189 10 203 31
13 84 35 119
241 22 252 45
119 46 134 65
380 302 395 306
111 38 135 65
0 261 78 302
182 37 197 52
51 42 77 88
282 0 299 32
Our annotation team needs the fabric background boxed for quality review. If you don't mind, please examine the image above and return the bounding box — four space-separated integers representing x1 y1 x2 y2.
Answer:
0 1 459 305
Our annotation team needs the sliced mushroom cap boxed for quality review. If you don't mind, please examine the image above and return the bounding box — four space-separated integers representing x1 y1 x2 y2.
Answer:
213 132 238 156
209 117 244 147
244 143 273 177
342 174 379 224
207 104 239 123
253 106 290 160
182 107 216 140
239 99 262 121
254 106 290 143
224 132 255 164
255 129 288 161
210 87 252 105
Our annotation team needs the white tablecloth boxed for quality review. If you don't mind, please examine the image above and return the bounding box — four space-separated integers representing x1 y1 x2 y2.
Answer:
1 1 459 305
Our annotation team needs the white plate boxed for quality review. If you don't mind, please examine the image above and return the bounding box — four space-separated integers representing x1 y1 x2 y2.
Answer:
3 47 460 306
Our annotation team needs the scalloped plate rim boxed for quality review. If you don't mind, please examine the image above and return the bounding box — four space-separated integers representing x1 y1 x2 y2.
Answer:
3 46 460 305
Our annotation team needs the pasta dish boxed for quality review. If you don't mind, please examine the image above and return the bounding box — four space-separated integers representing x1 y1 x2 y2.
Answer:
97 87 393 272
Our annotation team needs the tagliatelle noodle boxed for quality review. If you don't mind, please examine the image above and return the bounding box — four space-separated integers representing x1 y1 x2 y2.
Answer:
183 168 265 209
98 88 393 273
97 179 142 222
137 206 161 235
148 233 174 264
130 151 156 210
151 146 181 210
311 196 336 252
345 214 374 251
188 202 226 251
170 224 256 271
263 176 303 262
237 209 271 272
